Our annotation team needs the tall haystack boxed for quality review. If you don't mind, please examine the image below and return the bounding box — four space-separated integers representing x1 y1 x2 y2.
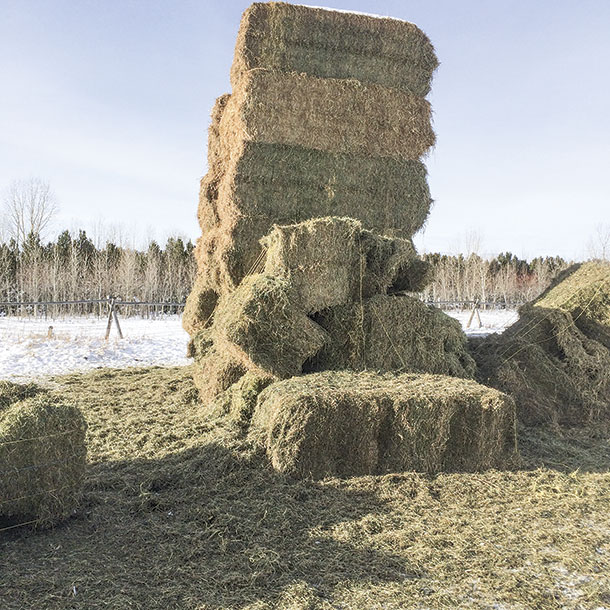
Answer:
186 2 438 335
0 384 87 528
472 262 610 426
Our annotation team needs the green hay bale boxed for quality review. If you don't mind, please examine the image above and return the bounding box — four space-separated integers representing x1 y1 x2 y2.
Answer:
182 276 219 335
220 70 435 161
204 141 432 236
309 295 476 378
231 3 438 96
249 371 516 479
472 306 610 426
261 217 429 314
212 274 328 379
0 396 87 527
533 261 610 349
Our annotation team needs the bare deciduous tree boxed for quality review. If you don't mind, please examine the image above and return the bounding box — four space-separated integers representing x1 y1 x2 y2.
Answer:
2 178 59 246
587 223 610 261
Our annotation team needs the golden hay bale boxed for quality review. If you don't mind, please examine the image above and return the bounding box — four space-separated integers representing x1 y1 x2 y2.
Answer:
202 140 432 236
211 274 328 379
472 305 610 426
207 93 231 173
192 345 248 405
249 371 516 479
0 391 87 527
220 70 435 161
231 3 438 96
261 217 429 314
309 295 476 378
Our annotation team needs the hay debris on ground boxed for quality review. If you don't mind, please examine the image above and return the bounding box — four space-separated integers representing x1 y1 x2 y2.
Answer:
211 274 328 379
0 388 87 528
309 294 476 378
2 366 608 609
472 305 610 427
249 371 516 479
231 2 438 96
220 70 435 160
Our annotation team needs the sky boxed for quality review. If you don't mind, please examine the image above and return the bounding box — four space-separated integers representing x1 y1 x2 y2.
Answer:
1 0 609 259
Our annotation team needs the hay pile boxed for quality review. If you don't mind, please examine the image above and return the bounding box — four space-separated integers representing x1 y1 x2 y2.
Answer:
472 262 610 426
249 371 516 479
0 381 87 528
187 2 438 324
184 5 515 477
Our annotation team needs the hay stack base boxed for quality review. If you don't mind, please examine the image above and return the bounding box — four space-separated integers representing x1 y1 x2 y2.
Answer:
0 386 87 528
249 371 517 479
309 294 476 378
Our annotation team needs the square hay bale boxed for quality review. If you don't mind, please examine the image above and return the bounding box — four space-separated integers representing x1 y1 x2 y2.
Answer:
472 305 610 426
211 274 328 379
220 70 435 160
261 217 430 313
204 139 433 238
249 371 517 479
231 3 438 96
533 261 610 349
308 295 476 378
0 394 87 528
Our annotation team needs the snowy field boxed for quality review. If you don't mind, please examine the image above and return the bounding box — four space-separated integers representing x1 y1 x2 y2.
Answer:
0 309 517 381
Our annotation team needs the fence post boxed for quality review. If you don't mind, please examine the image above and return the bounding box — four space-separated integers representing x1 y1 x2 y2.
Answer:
466 299 480 329
113 305 124 339
105 297 115 340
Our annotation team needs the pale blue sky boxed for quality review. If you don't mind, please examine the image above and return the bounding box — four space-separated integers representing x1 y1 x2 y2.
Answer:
1 0 609 258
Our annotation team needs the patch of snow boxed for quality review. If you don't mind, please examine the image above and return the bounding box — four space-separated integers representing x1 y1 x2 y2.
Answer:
0 315 191 381
298 4 409 23
442 309 519 337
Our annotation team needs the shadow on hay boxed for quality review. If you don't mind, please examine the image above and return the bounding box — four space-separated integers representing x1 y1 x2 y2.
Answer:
1 440 413 609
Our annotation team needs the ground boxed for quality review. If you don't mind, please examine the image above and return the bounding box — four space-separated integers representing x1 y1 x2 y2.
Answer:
1 366 609 609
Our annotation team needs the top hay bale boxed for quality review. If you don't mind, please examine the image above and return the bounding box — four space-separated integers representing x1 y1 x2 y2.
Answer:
231 2 438 97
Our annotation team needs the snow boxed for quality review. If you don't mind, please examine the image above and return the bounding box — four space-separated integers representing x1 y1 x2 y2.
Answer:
0 309 518 381
298 5 409 22
0 315 191 381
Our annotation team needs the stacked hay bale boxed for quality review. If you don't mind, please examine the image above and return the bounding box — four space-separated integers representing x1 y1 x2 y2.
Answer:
472 262 610 426
0 381 87 528
185 4 518 476
184 2 438 330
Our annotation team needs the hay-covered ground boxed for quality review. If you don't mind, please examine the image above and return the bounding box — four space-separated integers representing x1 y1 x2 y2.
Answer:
1 366 608 609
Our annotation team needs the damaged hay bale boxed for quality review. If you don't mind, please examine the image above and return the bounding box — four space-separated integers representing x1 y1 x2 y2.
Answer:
212 274 328 379
220 70 435 160
0 396 87 527
533 261 610 349
249 371 516 479
182 276 219 335
261 217 428 313
231 3 438 96
308 295 476 378
192 345 249 405
472 306 610 426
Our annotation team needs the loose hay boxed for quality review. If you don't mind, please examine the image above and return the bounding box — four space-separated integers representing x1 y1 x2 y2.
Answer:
231 3 438 96
0 395 87 528
249 371 516 479
309 294 476 378
472 305 610 426
220 70 435 160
